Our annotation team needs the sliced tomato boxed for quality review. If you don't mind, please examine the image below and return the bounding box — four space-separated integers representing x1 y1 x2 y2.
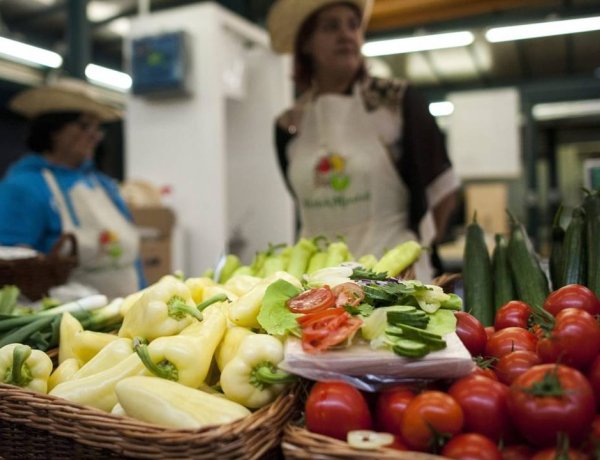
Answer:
287 287 335 313
297 307 346 327
300 308 363 353
332 282 365 308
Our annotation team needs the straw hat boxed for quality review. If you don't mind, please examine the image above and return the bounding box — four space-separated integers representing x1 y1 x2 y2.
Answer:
267 0 373 54
9 78 121 122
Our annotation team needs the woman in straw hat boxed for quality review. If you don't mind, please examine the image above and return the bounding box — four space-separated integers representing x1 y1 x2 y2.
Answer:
268 0 460 281
0 79 146 298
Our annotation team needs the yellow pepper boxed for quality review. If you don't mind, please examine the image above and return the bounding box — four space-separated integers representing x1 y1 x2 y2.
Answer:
72 338 133 379
115 376 250 429
372 240 422 277
0 343 53 393
119 290 144 317
72 330 118 364
223 274 262 297
220 334 296 409
48 358 80 391
228 271 302 328
111 402 127 416
358 254 378 270
49 352 147 411
118 275 202 341
133 303 226 388
184 276 217 304
58 312 83 364
215 326 255 371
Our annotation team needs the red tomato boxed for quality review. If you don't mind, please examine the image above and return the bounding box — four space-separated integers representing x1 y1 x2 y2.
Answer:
388 435 409 451
495 350 541 386
305 381 372 440
287 287 335 313
448 375 512 442
485 326 496 341
375 386 416 436
544 284 600 317
471 365 498 381
300 309 363 354
494 301 532 330
485 327 538 360
401 391 464 452
332 282 365 308
587 355 600 409
455 311 488 356
442 433 502 460
507 364 596 447
501 445 535 460
537 308 600 370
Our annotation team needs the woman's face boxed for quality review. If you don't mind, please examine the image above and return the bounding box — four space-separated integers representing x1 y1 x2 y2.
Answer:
304 4 364 78
50 113 104 167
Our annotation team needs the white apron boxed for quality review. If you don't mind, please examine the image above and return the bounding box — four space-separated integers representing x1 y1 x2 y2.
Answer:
42 169 140 298
288 86 433 281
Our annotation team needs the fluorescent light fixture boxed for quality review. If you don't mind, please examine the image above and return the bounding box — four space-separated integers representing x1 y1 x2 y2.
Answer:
85 63 132 91
486 15 600 42
429 101 454 117
0 37 62 68
532 99 600 121
362 31 474 57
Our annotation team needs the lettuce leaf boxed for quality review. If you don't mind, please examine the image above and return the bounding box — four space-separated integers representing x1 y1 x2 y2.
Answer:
257 279 302 336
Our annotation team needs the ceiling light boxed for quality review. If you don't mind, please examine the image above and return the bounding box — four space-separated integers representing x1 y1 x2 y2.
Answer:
0 37 62 68
85 64 132 91
532 99 600 121
362 31 474 57
429 101 454 117
87 2 121 22
486 15 600 42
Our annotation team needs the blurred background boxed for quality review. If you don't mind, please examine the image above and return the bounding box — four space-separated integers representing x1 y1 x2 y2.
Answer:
0 0 598 277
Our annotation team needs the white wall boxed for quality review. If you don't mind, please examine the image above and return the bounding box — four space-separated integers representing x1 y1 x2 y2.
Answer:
125 2 294 276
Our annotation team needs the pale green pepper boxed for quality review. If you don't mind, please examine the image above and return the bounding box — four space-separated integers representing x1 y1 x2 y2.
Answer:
133 303 226 388
286 238 318 279
218 254 242 283
220 334 296 409
228 271 302 328
115 376 250 429
358 254 378 270
373 240 422 277
184 276 217 305
0 343 53 393
325 241 351 268
118 275 201 341
48 358 80 391
215 326 255 371
223 274 262 297
58 312 83 364
72 338 133 379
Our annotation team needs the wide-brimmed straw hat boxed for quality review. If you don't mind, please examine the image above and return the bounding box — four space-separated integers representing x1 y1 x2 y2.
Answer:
9 78 121 122
267 0 373 54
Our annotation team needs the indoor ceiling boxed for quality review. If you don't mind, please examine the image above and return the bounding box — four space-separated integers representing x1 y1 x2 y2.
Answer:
0 0 598 98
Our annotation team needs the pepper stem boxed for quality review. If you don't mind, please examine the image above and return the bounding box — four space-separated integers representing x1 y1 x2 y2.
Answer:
197 293 229 312
167 296 203 321
6 344 33 388
133 337 179 381
250 361 296 390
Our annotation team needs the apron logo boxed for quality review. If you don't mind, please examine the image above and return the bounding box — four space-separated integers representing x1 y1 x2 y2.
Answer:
314 153 350 191
98 229 123 262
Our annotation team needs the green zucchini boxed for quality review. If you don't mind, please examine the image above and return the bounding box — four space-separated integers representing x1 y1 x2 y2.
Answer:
463 212 494 326
491 233 514 312
583 190 600 297
506 211 549 310
549 206 566 290
561 206 587 286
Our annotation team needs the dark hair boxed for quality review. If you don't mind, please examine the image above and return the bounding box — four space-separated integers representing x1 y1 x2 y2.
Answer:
293 2 367 92
27 111 82 153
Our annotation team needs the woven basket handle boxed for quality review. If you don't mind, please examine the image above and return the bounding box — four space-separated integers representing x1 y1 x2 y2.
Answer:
49 233 78 259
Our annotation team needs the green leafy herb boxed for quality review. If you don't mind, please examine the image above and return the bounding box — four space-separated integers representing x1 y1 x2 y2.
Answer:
344 303 374 317
350 267 388 281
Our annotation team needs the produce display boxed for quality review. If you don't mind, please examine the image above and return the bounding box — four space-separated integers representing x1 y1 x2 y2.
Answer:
1 205 600 460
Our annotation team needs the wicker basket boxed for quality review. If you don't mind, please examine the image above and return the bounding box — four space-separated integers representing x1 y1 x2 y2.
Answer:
282 424 447 460
0 382 300 459
0 234 78 300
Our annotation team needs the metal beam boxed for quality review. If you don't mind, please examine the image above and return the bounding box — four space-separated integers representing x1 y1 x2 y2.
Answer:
65 0 89 79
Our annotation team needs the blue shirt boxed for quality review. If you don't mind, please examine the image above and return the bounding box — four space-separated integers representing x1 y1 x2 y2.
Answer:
0 154 147 289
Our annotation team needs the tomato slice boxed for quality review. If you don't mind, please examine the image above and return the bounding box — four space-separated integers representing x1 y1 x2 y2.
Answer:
332 282 365 308
287 287 336 313
300 308 363 354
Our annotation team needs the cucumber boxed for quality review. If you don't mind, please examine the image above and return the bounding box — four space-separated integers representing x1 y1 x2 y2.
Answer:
491 234 514 312
506 212 549 310
549 206 566 290
463 213 494 326
561 206 587 286
583 191 600 297
392 339 429 358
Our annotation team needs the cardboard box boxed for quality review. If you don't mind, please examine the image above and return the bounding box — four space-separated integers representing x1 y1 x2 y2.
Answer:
464 183 509 235
130 206 176 284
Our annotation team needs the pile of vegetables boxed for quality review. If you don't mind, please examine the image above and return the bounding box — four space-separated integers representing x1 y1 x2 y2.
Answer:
302 283 600 459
